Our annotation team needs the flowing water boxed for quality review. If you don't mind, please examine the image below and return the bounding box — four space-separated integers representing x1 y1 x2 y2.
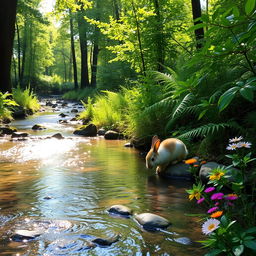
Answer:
0 100 205 256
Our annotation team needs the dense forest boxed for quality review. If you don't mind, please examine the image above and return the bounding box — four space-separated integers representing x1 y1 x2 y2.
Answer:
1 0 255 157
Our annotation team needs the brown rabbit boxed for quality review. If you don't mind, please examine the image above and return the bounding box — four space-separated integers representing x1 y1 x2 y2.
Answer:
145 135 188 174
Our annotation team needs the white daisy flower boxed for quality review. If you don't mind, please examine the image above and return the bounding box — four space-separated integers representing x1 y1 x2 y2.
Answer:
229 136 243 143
202 218 220 235
226 143 239 150
237 141 252 148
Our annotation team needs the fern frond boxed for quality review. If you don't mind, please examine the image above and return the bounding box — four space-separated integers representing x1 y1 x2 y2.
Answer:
172 93 194 119
178 123 234 140
142 96 174 115
152 71 177 88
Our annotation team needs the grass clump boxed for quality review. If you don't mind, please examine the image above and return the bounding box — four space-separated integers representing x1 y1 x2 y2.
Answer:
0 92 18 121
12 87 40 113
62 88 98 101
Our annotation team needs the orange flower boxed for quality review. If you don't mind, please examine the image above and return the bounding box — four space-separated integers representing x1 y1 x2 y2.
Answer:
201 161 207 164
185 158 197 165
193 164 199 167
210 211 223 218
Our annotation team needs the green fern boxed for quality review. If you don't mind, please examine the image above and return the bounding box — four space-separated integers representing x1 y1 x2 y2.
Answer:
172 93 194 119
178 123 235 140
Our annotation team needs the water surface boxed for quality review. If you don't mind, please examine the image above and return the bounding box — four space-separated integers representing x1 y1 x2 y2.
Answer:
0 101 205 255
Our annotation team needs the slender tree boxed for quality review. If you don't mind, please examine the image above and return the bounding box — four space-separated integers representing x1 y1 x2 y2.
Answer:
69 9 79 89
0 0 18 92
77 5 90 88
191 0 204 49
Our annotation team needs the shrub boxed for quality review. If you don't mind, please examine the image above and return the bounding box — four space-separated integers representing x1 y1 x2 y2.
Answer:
0 92 18 121
12 87 40 113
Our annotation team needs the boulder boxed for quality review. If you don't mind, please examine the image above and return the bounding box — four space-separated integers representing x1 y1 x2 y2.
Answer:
11 132 29 138
0 127 17 135
32 124 46 130
12 108 27 119
59 113 68 118
52 133 64 139
97 128 106 136
73 124 97 137
135 213 170 231
104 130 123 140
107 204 133 217
199 162 226 183
163 162 193 180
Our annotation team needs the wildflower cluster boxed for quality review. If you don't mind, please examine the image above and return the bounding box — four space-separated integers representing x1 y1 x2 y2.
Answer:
186 137 256 256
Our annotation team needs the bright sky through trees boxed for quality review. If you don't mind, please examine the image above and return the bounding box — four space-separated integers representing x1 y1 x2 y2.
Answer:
39 0 56 14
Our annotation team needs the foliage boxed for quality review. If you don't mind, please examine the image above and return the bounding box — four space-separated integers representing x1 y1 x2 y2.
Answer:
0 93 18 121
62 87 98 101
187 136 256 256
12 87 40 113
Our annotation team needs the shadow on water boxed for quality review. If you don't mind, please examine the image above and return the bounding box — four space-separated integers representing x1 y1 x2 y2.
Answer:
0 101 205 255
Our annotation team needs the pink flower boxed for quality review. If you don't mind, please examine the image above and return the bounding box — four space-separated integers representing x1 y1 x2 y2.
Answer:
204 187 215 193
197 198 205 204
207 207 219 213
215 202 220 206
211 193 224 200
225 194 238 200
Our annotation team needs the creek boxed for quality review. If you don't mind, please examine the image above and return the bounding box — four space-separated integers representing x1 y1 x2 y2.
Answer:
0 99 205 255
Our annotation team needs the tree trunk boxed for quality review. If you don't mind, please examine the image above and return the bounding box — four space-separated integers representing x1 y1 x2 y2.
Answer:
69 9 79 90
131 1 146 75
16 20 21 82
153 0 164 72
0 0 18 93
191 0 204 49
113 0 120 21
21 19 28 88
77 7 90 88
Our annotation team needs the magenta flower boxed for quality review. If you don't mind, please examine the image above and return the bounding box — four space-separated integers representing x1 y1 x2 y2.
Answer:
204 187 215 193
211 193 224 200
207 207 219 213
225 194 238 200
197 198 205 204
215 202 220 206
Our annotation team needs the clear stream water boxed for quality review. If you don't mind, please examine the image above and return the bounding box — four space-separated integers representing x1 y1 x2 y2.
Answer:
0 100 205 256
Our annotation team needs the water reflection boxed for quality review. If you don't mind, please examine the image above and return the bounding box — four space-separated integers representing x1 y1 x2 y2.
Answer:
0 111 205 255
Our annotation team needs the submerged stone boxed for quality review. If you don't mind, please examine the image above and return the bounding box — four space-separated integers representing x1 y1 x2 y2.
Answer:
11 229 43 242
0 127 17 135
52 133 64 139
91 234 120 246
108 205 133 216
135 213 170 230
32 124 46 130
59 113 68 118
11 132 29 138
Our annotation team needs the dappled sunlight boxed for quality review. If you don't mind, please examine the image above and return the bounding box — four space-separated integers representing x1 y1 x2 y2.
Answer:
0 138 91 168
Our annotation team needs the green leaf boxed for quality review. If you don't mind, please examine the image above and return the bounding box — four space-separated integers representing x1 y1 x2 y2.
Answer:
244 240 256 250
218 87 240 111
246 227 256 234
245 0 256 15
233 245 244 256
205 249 223 256
188 23 206 32
239 87 254 102
233 6 240 17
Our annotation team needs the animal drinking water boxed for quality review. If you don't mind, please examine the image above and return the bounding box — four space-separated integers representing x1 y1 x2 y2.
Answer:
145 135 188 174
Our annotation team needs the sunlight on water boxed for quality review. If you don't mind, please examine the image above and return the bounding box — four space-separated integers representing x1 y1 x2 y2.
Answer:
0 138 89 167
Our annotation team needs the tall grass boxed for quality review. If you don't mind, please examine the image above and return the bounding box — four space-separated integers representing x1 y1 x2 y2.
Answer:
62 88 98 101
12 87 40 113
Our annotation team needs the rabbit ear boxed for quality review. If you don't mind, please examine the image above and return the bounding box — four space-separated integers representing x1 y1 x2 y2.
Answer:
151 135 159 148
153 139 161 153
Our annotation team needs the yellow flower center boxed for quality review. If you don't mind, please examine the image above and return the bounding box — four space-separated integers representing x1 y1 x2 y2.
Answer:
208 224 215 231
